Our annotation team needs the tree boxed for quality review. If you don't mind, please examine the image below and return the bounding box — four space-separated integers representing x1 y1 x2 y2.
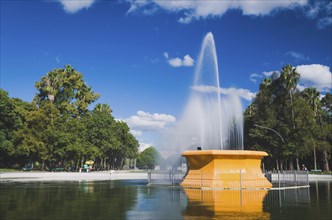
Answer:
94 103 112 114
112 121 138 169
0 89 33 167
13 102 62 170
82 107 120 170
318 93 332 171
34 65 100 117
136 147 161 169
245 65 317 171
1 65 140 171
245 75 282 170
302 88 321 170
277 65 300 170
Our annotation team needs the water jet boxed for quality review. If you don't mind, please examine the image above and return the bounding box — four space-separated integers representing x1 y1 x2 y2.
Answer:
180 32 271 189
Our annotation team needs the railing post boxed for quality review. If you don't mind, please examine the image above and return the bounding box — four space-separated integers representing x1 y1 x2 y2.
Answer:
240 169 242 189
148 170 151 183
171 170 175 186
278 170 280 188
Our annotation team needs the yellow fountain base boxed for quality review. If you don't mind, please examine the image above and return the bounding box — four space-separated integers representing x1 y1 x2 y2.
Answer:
180 150 272 189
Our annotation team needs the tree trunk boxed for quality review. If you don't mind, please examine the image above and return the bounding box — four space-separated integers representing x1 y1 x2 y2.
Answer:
276 159 280 170
104 157 107 170
289 159 294 170
100 158 103 170
296 158 300 171
75 158 80 171
290 90 296 130
323 149 330 171
41 160 45 171
313 147 317 170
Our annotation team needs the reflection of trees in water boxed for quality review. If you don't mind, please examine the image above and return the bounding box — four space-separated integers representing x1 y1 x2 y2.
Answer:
127 187 187 220
0 181 137 220
1 181 330 220
264 181 331 220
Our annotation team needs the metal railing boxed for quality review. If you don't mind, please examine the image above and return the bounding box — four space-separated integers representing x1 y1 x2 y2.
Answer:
147 169 309 189
264 170 309 188
147 170 185 186
181 170 271 189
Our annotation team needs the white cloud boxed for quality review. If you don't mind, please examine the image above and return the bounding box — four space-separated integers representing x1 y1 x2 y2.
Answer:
130 129 142 137
123 111 177 152
138 142 152 152
304 1 332 29
183 55 194 66
317 16 332 29
250 70 280 84
58 0 96 14
251 64 331 92
191 85 256 101
163 52 169 59
125 110 176 131
296 84 306 92
56 55 61 63
127 0 307 23
164 53 194 67
296 64 332 92
168 57 182 67
249 73 262 83
285 51 309 62
262 71 279 77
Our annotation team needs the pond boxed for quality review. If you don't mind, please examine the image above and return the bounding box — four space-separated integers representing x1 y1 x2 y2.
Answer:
0 180 331 219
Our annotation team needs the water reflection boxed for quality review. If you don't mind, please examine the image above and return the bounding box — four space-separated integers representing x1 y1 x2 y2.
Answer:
126 186 187 219
0 181 138 220
79 181 95 193
264 187 311 209
183 189 270 219
263 181 331 220
0 180 330 220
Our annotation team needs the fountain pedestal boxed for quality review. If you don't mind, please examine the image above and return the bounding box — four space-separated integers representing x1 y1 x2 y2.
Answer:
180 150 272 189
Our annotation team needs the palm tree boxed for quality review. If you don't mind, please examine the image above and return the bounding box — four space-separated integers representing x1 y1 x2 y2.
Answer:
303 87 320 171
280 65 300 123
35 69 62 104
320 93 331 171
280 65 300 170
303 88 320 117
94 103 112 114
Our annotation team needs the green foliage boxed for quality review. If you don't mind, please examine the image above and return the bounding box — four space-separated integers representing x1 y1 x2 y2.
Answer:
34 65 100 116
136 147 161 169
245 65 331 171
0 89 33 166
0 66 138 170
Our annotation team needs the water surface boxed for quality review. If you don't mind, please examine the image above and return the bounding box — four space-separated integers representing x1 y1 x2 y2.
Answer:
0 180 331 219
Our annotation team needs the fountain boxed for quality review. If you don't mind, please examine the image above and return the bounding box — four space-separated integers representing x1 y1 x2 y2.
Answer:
179 32 272 189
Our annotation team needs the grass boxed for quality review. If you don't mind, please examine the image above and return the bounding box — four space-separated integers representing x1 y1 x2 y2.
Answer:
0 168 20 172
309 170 332 175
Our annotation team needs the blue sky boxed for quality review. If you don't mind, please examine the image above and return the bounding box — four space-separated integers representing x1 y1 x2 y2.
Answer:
1 0 331 151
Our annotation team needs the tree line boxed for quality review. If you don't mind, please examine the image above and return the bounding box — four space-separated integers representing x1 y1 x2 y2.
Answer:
1 64 330 172
0 65 139 171
244 64 331 171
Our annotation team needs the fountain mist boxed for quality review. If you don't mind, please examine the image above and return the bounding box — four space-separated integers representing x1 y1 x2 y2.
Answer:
177 32 244 150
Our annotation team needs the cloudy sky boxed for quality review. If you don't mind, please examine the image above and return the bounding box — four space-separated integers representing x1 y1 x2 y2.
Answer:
1 0 331 151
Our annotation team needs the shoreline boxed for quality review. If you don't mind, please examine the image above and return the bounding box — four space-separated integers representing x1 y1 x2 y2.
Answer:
0 171 148 183
1 171 331 183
